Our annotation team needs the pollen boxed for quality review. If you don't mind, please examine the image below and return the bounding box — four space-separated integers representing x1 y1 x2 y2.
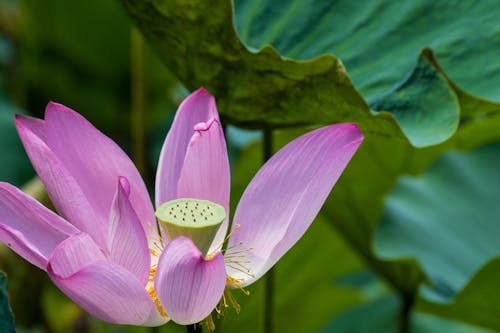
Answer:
147 284 168 318
205 283 249 330
204 229 253 328
205 315 216 331
147 261 167 317
225 276 251 296
206 227 256 330
144 222 168 318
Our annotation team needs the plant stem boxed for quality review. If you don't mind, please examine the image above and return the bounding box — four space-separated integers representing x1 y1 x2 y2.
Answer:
263 128 274 333
131 28 147 177
73 313 90 333
263 128 273 162
264 270 275 333
399 293 414 333
187 324 203 333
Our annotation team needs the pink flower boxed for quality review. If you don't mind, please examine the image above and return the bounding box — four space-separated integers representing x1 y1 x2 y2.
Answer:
0 89 363 326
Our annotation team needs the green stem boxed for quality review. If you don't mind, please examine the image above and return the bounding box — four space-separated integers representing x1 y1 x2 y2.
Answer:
399 293 414 333
73 312 90 333
131 28 147 177
187 324 203 333
263 128 273 162
263 128 274 333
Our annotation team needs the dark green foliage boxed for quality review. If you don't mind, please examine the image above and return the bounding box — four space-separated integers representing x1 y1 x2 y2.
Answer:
0 272 16 333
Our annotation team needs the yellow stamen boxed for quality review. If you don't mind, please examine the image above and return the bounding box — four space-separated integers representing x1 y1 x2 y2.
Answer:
223 240 255 279
147 284 168 318
205 314 216 331
226 276 251 296
224 288 241 314
148 265 157 282
144 221 168 317
203 226 253 330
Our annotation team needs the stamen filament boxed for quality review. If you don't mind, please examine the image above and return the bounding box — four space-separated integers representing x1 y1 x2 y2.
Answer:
226 264 255 278
205 315 215 331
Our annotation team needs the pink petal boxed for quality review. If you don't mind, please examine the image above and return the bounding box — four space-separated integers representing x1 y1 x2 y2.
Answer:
227 124 363 286
48 233 167 326
48 233 106 278
43 102 156 239
177 119 230 253
155 88 219 208
16 116 45 140
107 177 151 285
15 115 106 247
0 182 78 270
154 237 226 325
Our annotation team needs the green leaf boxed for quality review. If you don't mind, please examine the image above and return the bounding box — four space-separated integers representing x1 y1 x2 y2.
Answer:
0 35 34 186
122 0 370 127
323 270 493 332
322 293 493 333
233 1 500 122
374 143 500 329
419 257 500 331
322 294 400 333
0 95 35 186
234 1 500 101
369 53 459 147
121 0 500 147
0 272 16 333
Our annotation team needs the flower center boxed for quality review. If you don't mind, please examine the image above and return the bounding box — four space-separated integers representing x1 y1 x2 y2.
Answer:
155 198 226 256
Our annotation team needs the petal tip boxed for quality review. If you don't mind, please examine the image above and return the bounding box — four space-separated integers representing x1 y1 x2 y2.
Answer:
45 101 77 118
193 87 212 97
14 114 39 127
14 114 44 139
186 88 219 119
326 122 364 144
345 122 361 131
118 176 131 197
347 123 364 142
14 114 27 128
45 101 64 111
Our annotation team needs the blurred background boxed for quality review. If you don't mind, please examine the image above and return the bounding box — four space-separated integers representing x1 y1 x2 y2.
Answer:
0 1 499 333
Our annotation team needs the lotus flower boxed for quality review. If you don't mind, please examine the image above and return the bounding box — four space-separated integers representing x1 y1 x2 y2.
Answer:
0 88 363 326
